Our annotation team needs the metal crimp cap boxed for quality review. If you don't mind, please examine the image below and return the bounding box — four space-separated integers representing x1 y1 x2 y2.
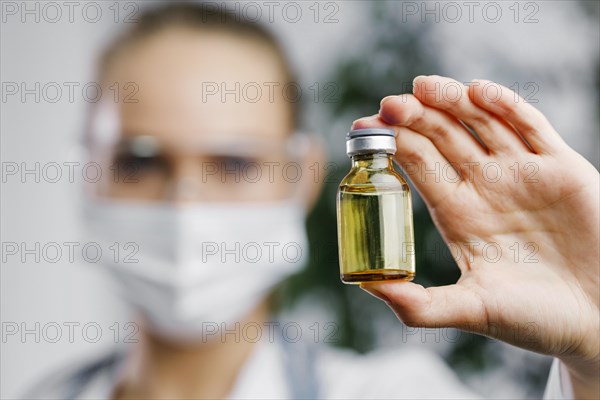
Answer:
346 128 396 157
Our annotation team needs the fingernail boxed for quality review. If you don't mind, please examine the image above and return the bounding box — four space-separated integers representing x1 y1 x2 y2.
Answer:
412 75 426 93
360 284 391 303
351 115 377 129
380 95 395 107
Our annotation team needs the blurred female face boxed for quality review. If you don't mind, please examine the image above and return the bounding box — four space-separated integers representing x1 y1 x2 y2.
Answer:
83 27 318 340
93 27 299 204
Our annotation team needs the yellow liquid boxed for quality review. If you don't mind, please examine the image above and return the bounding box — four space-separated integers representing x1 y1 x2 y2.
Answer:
337 185 415 284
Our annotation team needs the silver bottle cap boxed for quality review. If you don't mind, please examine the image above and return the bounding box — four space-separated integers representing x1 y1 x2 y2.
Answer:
346 128 396 157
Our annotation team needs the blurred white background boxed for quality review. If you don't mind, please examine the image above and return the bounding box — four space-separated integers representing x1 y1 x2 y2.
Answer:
1 1 598 398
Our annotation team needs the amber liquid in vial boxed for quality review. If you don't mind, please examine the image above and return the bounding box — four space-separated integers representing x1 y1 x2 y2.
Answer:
337 184 415 284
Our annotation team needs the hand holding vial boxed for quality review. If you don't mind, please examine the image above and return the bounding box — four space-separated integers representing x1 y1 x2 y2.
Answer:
350 75 599 399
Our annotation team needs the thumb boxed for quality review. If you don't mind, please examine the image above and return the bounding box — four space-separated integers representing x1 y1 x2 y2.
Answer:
360 281 490 333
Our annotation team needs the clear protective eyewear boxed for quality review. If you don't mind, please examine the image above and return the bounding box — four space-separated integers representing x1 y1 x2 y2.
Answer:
85 102 312 204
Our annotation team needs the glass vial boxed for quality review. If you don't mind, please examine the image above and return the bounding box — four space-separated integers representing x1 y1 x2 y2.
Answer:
336 128 415 284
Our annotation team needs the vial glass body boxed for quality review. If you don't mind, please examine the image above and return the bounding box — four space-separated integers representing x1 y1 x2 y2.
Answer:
337 153 415 284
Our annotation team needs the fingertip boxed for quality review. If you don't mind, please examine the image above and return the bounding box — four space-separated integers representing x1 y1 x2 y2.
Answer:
380 95 396 107
364 281 432 327
412 75 427 95
412 75 427 86
379 94 420 126
351 114 397 131
412 75 445 105
351 114 379 130
378 95 399 124
360 284 392 303
363 281 424 301
379 97 403 125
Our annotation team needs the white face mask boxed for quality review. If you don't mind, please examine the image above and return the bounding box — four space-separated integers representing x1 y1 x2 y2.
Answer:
83 199 308 343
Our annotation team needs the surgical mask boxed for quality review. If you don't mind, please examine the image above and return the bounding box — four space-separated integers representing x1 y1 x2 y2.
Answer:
83 198 308 343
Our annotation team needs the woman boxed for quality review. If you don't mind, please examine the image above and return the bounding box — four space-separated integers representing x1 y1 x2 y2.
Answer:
26 2 598 399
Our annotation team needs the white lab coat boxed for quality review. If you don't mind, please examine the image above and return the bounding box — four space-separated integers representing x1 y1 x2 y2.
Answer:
23 332 573 399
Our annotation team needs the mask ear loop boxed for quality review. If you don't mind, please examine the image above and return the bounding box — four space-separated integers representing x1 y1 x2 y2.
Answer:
82 100 123 201
285 130 322 212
